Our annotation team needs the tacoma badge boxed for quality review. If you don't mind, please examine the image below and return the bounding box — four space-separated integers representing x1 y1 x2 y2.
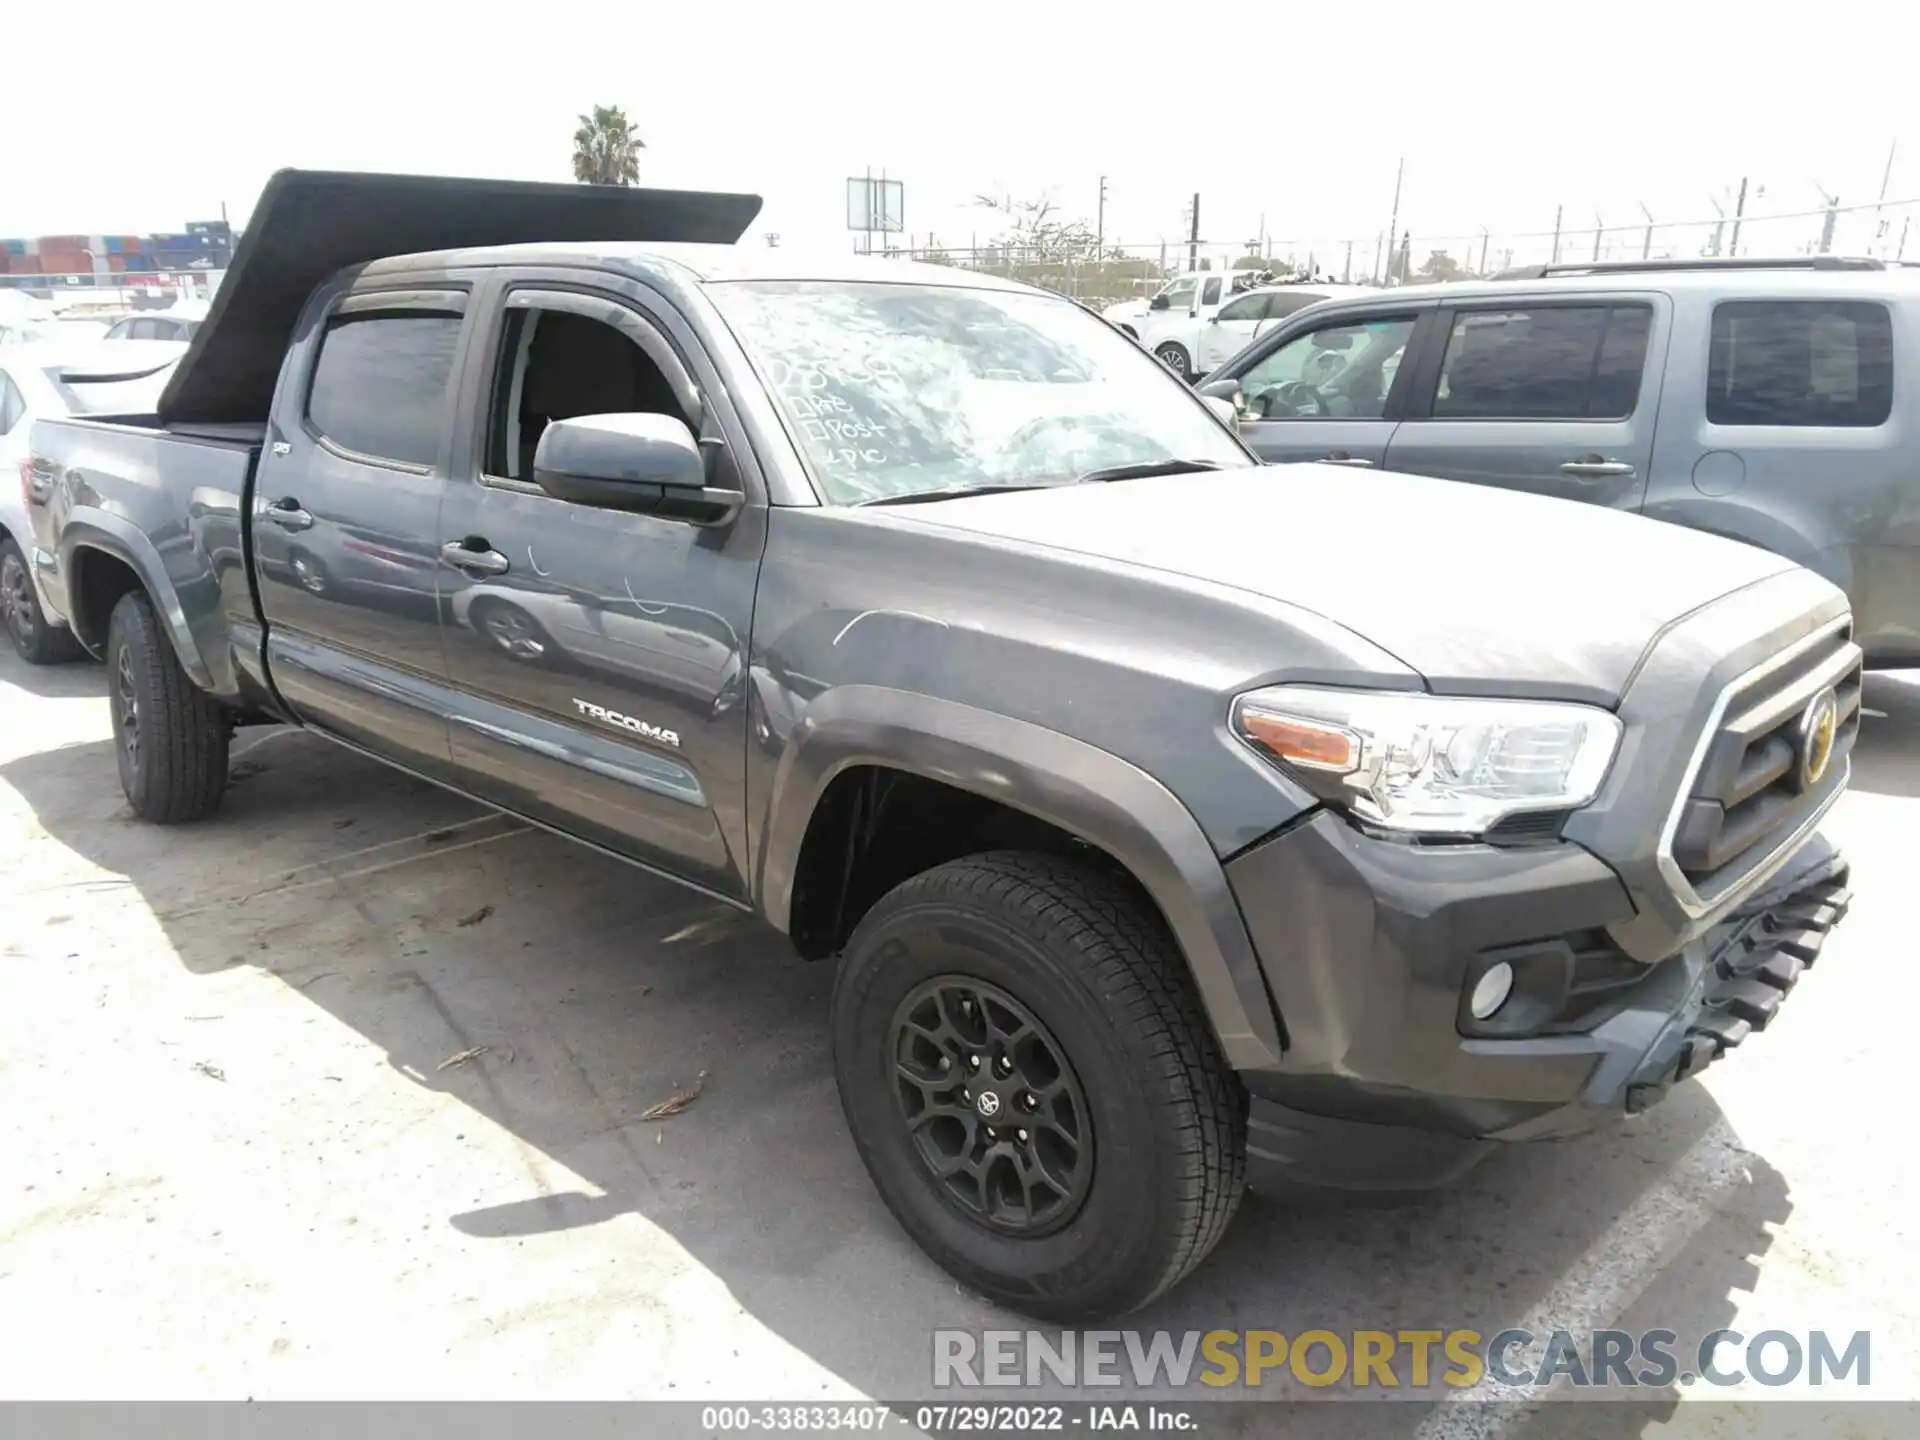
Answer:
572 698 681 748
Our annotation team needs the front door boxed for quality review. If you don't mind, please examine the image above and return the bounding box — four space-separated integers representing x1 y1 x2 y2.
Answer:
435 280 764 900
252 286 470 777
1383 298 1663 511
1225 310 1423 465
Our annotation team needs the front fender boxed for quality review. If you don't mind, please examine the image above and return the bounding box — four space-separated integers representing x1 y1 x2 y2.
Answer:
58 510 217 691
756 684 1285 1070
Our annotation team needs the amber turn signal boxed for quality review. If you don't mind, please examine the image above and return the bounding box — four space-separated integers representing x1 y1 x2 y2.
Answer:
1236 706 1360 773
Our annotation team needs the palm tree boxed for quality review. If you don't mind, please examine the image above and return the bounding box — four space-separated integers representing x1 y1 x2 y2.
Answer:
571 105 644 186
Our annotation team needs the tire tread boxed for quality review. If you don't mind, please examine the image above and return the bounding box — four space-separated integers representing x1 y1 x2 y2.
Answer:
846 848 1246 1315
108 590 228 823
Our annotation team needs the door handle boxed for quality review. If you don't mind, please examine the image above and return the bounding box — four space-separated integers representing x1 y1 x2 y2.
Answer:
1559 456 1636 478
264 498 314 530
1321 452 1376 467
440 539 511 576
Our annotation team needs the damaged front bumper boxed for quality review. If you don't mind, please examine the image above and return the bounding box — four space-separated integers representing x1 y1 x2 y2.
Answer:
1224 812 1851 1194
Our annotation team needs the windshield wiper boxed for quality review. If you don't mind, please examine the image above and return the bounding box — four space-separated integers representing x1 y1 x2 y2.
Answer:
1073 459 1225 484
858 483 1054 507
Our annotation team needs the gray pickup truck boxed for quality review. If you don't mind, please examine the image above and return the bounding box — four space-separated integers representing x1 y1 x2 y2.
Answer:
26 171 1859 1321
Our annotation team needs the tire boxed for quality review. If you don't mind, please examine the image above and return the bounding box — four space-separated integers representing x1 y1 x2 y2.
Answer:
0 537 85 665
1154 342 1192 381
107 589 229 823
832 850 1246 1320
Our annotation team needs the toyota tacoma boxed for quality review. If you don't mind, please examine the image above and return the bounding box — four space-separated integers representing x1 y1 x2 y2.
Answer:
25 170 1858 1320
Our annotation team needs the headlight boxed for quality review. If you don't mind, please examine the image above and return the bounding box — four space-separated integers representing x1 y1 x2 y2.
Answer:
1231 685 1622 837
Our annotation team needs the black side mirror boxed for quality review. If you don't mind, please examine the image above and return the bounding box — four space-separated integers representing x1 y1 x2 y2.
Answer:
1149 294 1171 311
533 413 742 525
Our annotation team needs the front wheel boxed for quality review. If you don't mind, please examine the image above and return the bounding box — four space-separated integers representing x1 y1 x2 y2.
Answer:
107 590 230 823
1154 342 1193 382
832 851 1246 1320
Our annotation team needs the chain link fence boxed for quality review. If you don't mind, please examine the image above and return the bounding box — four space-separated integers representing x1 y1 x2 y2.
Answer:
877 197 1920 305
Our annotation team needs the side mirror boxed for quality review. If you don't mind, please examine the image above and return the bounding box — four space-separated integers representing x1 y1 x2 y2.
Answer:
1201 395 1238 430
1198 377 1248 423
1149 294 1171 311
533 413 741 524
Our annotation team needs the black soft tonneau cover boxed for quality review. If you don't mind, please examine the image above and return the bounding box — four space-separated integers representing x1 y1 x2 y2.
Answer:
157 168 763 427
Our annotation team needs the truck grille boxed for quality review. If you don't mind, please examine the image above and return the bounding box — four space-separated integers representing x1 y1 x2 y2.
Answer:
1664 617 1861 910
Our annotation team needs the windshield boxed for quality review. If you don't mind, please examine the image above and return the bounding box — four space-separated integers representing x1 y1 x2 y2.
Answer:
706 280 1251 504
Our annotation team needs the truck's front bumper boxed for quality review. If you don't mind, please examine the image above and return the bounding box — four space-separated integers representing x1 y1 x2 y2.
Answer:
1223 811 1850 1194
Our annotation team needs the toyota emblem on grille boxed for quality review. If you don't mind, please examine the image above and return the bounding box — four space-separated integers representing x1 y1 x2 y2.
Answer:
1797 687 1840 790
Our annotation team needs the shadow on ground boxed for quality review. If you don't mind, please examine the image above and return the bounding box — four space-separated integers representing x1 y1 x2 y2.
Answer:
4 669 1863 1428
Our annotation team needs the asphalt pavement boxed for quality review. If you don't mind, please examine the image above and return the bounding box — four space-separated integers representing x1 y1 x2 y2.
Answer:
3 648 1917 1437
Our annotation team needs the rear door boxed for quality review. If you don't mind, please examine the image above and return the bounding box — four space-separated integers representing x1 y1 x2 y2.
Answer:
1198 289 1269 372
1383 295 1667 510
1217 305 1431 465
252 282 472 778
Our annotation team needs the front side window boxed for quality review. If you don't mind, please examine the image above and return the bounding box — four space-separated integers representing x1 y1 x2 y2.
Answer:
307 310 462 467
485 304 687 481
1158 277 1198 310
1707 300 1893 427
1433 305 1651 420
707 281 1251 504
1236 316 1418 420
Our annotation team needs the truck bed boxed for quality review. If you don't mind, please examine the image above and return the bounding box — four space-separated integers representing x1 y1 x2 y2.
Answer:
28 414 268 707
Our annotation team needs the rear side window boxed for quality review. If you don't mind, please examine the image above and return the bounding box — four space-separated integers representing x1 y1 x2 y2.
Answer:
1200 277 1223 306
1707 300 1893 427
1215 293 1267 323
307 311 462 467
1434 304 1652 420
1267 292 1331 320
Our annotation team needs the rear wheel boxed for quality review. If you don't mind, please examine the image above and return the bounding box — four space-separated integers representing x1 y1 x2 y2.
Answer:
107 590 229 823
0 537 84 665
832 850 1246 1320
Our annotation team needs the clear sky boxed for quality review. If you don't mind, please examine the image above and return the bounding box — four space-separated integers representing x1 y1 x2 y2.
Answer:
3 0 1912 268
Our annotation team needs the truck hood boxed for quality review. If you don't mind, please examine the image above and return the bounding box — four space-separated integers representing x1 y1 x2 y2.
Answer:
893 464 1801 706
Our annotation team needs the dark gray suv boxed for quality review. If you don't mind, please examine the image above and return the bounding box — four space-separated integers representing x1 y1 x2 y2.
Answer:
1200 256 1919 666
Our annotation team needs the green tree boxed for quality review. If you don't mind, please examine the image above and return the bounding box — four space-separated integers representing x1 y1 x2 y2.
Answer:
1416 249 1463 283
571 105 644 186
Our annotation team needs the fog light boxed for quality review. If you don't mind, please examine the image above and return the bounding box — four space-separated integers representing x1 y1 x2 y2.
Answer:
1469 962 1515 1020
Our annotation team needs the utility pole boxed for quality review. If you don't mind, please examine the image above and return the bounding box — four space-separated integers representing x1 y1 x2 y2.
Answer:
1592 212 1604 263
1814 182 1840 254
1639 203 1655 260
1729 177 1749 257
1872 138 1897 254
1550 204 1563 264
1384 157 1404 285
1187 192 1200 271
1478 228 1489 276
1096 175 1108 259
1898 216 1911 261
1372 232 1384 284
1706 193 1726 257
1344 238 1353 282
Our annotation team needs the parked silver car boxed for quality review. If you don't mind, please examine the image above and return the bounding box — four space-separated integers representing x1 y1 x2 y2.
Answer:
1199 256 1920 665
